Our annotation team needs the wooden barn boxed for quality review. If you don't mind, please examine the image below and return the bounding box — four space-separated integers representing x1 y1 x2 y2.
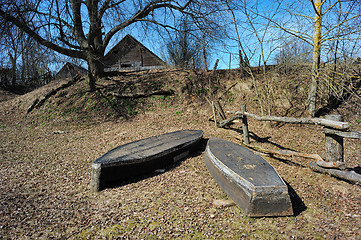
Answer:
103 34 165 71
55 62 88 79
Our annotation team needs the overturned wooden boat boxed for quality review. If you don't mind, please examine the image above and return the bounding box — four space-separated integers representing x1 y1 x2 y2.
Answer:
204 138 293 217
90 130 203 192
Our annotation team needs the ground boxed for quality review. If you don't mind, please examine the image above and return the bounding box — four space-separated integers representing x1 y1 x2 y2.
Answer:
0 69 360 239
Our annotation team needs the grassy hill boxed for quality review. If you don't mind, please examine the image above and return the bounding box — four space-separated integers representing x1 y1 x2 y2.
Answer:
0 68 360 239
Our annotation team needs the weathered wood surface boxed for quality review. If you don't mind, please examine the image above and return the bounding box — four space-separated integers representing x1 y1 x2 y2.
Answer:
325 115 344 162
204 138 293 217
240 105 250 144
103 34 165 70
323 128 361 139
90 130 203 192
111 89 174 98
309 163 361 184
213 199 236 208
226 111 350 130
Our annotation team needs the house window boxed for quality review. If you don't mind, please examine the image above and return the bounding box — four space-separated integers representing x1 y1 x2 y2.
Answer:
120 63 132 68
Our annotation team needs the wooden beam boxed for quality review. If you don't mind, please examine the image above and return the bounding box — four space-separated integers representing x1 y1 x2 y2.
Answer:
323 128 361 139
324 115 344 162
111 89 173 98
309 163 361 184
241 105 250 144
218 113 242 127
228 111 350 130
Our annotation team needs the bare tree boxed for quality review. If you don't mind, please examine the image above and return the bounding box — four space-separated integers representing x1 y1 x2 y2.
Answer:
0 21 23 87
251 0 360 116
0 18 57 90
0 0 220 91
222 0 282 116
165 18 207 69
275 38 312 65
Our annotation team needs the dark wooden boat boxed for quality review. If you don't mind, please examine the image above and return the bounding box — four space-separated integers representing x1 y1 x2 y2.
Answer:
204 138 293 217
90 130 203 192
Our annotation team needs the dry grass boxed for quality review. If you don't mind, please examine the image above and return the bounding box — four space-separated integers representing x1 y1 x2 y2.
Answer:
0 69 360 239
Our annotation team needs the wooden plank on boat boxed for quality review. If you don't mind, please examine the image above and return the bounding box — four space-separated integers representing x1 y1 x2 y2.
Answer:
204 138 293 217
90 130 203 192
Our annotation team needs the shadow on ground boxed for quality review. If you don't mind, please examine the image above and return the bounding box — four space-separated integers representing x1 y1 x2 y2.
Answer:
286 182 307 216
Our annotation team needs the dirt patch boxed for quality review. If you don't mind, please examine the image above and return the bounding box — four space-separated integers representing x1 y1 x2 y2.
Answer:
0 89 18 102
0 69 360 239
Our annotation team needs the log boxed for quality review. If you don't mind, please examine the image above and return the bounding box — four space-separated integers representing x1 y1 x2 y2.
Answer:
241 105 250 144
316 160 346 169
244 144 345 169
228 111 350 130
309 163 361 184
323 128 361 139
218 114 241 127
213 199 236 208
26 75 82 115
111 89 173 98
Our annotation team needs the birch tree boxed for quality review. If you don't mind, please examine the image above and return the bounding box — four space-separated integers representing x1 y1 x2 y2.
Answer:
308 0 323 117
239 0 360 116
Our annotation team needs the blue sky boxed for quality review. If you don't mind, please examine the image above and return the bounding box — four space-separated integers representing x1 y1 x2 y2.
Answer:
25 0 361 72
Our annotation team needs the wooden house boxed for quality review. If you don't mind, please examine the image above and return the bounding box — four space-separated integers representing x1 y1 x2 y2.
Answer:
55 62 88 79
103 34 165 71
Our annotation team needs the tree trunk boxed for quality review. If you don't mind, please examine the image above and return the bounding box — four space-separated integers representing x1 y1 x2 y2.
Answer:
87 54 104 92
203 46 208 71
308 0 322 117
9 54 17 87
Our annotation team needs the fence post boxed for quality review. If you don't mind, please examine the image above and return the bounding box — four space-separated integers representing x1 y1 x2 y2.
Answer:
325 115 344 162
241 105 250 144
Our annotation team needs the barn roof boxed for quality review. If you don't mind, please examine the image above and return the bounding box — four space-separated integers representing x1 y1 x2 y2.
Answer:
55 62 88 79
103 34 165 71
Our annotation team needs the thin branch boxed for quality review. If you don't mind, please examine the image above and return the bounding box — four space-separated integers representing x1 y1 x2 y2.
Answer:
323 0 339 15
0 8 85 59
103 1 193 48
321 14 360 40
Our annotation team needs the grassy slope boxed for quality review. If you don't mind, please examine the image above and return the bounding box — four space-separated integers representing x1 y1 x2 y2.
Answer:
0 69 360 239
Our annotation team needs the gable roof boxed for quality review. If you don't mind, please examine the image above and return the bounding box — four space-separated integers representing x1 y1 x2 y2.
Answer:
55 62 88 79
102 34 165 71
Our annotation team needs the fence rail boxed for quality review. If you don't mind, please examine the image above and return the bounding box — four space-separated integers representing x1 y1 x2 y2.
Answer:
221 105 361 183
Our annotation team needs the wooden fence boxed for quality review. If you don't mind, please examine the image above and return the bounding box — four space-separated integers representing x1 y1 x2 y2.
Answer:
220 105 361 183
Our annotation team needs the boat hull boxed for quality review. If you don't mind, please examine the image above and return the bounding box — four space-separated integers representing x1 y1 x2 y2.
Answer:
204 138 293 217
90 130 203 192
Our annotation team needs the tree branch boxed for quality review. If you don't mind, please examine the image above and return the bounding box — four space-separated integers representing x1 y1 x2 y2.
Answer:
321 14 360 40
0 8 86 59
70 0 88 49
103 0 194 48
